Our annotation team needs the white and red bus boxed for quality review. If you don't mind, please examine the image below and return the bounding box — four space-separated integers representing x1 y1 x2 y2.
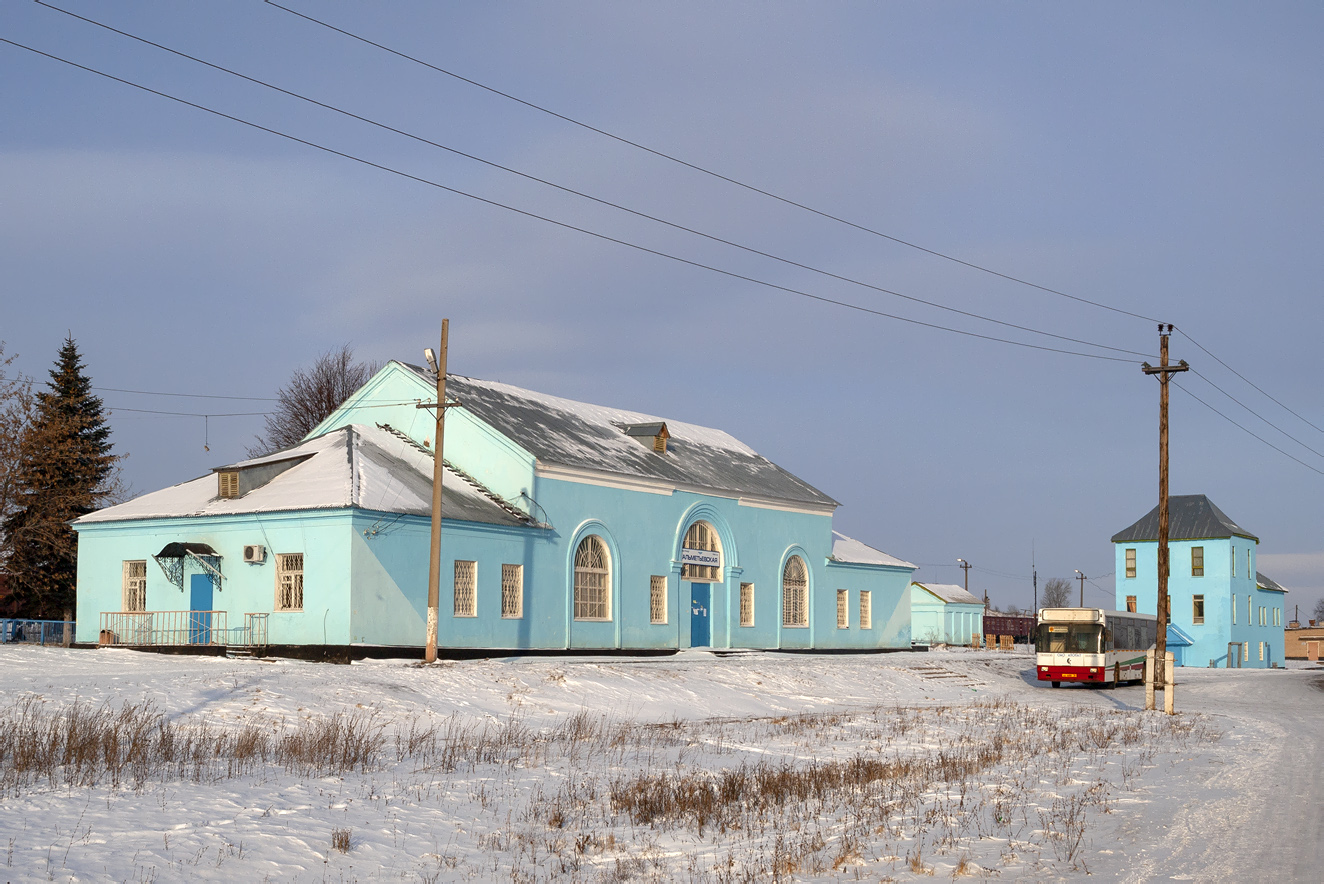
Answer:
1034 607 1157 688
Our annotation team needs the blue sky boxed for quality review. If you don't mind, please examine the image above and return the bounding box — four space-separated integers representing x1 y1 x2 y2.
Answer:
3 1 1323 619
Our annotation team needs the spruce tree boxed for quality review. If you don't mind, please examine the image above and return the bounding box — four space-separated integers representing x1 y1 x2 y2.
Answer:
2 337 120 618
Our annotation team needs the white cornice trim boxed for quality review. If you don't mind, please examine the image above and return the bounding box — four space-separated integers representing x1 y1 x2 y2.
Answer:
737 495 836 516
535 462 675 496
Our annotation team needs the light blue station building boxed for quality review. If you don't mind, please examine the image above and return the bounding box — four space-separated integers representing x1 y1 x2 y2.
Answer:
1111 494 1285 668
74 362 916 656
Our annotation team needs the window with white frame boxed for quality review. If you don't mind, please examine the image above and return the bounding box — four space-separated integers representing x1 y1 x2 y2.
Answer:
122 560 147 612
650 575 667 624
1125 548 1136 579
1232 594 1237 624
275 553 304 611
1248 594 1253 623
1192 595 1204 625
1243 642 1249 662
739 583 754 627
782 555 808 627
860 590 872 630
1259 641 1265 661
1259 605 1265 626
837 590 849 629
454 560 477 617
1274 608 1280 626
680 521 722 582
501 564 523 619
573 535 611 621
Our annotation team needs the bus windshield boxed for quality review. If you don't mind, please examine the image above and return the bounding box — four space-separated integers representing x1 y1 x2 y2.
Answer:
1038 623 1102 654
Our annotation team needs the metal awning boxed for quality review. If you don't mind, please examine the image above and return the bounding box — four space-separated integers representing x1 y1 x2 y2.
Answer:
153 542 224 592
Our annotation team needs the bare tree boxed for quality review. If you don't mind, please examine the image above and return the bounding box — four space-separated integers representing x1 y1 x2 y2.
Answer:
1042 577 1073 608
248 344 380 457
0 343 35 565
1313 597 1324 625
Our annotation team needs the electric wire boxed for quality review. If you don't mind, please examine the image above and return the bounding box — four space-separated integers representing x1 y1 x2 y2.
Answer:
0 37 1140 365
263 0 1167 326
94 385 278 401
1177 327 1324 436
107 406 271 417
1172 381 1324 477
1187 368 1324 461
36 1 1153 361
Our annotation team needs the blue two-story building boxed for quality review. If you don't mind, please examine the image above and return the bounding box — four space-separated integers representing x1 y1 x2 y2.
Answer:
73 361 916 656
1112 494 1285 668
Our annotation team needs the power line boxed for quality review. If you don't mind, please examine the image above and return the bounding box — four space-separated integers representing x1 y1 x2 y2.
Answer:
1173 381 1324 477
1187 368 1324 461
94 385 278 401
107 406 270 417
1178 326 1324 436
264 0 1166 326
0 37 1141 365
36 1 1153 362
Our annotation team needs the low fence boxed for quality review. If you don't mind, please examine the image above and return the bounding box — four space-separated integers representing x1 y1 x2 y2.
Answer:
98 611 270 649
0 619 75 646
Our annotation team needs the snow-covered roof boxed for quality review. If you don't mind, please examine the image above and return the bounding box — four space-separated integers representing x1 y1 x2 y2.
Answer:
829 531 914 569
1256 571 1287 593
410 367 838 509
911 581 984 606
76 424 523 527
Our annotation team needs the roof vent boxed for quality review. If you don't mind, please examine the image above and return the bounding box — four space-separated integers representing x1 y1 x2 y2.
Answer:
618 422 670 454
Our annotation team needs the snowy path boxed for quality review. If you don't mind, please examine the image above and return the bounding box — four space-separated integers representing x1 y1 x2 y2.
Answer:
0 645 1318 881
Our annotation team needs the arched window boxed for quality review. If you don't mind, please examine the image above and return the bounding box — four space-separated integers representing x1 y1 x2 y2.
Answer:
782 555 808 627
681 521 722 582
573 535 611 621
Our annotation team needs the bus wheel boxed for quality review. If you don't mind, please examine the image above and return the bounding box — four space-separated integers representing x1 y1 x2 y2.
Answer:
1051 681 1060 688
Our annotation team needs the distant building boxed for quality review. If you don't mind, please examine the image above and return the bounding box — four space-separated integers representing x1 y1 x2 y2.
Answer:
1283 622 1324 660
1112 494 1285 668
909 582 984 646
73 362 916 656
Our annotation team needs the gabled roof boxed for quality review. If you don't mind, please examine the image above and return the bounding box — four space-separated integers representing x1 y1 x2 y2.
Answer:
1110 494 1258 543
1166 623 1194 647
911 581 983 606
830 531 915 569
407 366 838 509
76 424 524 527
1256 571 1287 593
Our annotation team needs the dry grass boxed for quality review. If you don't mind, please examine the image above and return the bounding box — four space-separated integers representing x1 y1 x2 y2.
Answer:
0 692 1221 881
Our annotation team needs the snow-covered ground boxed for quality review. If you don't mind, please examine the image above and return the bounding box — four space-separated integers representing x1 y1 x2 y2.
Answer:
0 645 1318 882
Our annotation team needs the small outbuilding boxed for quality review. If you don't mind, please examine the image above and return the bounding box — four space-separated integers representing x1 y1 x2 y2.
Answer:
909 582 984 646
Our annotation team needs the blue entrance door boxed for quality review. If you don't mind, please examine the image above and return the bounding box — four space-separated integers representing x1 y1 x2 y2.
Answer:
690 583 711 647
189 573 212 644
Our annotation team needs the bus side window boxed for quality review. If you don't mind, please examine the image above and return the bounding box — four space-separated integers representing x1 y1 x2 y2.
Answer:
1104 628 1113 649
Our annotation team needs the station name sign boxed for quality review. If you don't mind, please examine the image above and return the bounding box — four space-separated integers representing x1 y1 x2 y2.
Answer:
680 547 720 568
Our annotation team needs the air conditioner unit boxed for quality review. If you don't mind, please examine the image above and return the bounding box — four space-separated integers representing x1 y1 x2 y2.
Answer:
243 544 266 564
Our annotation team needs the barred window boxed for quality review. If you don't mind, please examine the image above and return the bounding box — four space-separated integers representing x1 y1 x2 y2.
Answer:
836 590 849 629
122 560 147 612
501 564 523 619
781 555 808 628
573 536 611 621
454 560 477 617
1125 548 1136 579
1191 546 1204 577
739 583 754 627
860 590 872 630
275 553 304 611
680 521 722 582
650 575 667 624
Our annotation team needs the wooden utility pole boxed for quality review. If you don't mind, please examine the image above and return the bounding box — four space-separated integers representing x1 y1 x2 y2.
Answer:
1075 570 1086 607
1142 324 1188 707
422 321 450 664
957 558 975 601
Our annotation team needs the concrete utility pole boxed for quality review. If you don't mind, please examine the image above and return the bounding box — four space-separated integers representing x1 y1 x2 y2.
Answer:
421 321 450 664
1142 324 1188 705
1074 570 1086 607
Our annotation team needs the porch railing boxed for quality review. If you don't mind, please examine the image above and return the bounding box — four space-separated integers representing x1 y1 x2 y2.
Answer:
99 610 228 647
0 619 75 646
98 611 270 649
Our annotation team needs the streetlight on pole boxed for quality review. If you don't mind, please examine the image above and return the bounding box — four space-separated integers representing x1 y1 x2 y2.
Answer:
957 558 977 603
1074 570 1086 607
